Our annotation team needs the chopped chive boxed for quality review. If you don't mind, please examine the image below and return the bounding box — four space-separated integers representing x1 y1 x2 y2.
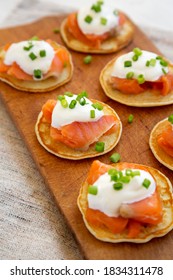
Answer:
64 92 73 97
146 60 150 67
88 185 98 195
83 55 92 64
133 47 142 56
108 169 118 176
131 170 141 177
69 99 77 109
162 68 167 75
128 114 134 123
97 0 104 5
76 91 88 101
142 178 151 189
29 52 37 60
79 97 86 106
124 60 132 67
57 95 65 101
61 98 68 108
121 176 131 183
23 44 33 51
156 56 162 60
90 110 95 118
95 141 105 152
91 4 101 13
84 15 93 23
100 17 107 25
137 74 145 84
40 50 46 57
160 60 168 67
92 102 103 111
110 153 121 163
33 69 42 79
125 169 132 176
149 58 156 67
113 182 123 190
126 72 134 79
168 114 173 124
53 28 60 33
29 36 39 41
132 54 138 61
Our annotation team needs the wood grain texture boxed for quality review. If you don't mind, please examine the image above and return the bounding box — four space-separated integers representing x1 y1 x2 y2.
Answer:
0 15 173 260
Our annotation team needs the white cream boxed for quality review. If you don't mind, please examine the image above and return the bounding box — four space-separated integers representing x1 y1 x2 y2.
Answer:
4 40 55 79
111 50 168 81
88 169 156 217
51 94 104 129
77 1 119 35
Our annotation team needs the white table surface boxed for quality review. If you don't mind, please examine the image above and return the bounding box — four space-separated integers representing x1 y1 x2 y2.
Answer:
0 0 173 260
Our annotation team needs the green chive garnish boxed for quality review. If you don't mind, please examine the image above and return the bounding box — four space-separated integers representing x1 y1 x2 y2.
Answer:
29 36 39 41
91 4 101 13
121 176 131 183
133 47 142 57
113 182 123 190
142 178 151 189
61 99 68 108
76 91 88 101
53 28 60 34
57 95 65 101
100 17 107 25
29 52 37 60
150 58 156 67
137 74 145 84
23 43 33 51
88 185 98 195
160 60 168 67
124 60 132 67
95 142 105 152
125 169 133 176
128 114 134 123
84 15 93 23
126 72 134 79
108 169 118 176
40 50 46 57
162 68 167 75
92 102 103 111
156 56 162 60
83 55 92 64
69 99 77 109
90 110 95 118
168 114 173 124
33 69 42 79
79 97 86 106
110 153 121 163
64 92 73 97
146 60 150 67
132 54 138 61
131 170 141 177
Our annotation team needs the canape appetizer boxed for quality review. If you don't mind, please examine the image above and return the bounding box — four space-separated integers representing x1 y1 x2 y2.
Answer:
149 114 173 170
35 92 122 159
78 160 173 242
100 48 173 106
60 1 134 53
0 39 73 92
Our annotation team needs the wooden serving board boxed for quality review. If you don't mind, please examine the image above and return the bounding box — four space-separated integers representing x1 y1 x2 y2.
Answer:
0 15 173 260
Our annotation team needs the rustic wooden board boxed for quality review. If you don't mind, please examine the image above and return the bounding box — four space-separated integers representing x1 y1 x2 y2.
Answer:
0 15 173 260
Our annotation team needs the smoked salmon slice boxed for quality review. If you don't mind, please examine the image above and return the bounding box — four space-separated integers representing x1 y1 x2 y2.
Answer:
0 40 70 81
157 125 173 157
85 160 163 237
67 12 125 48
42 100 117 149
110 73 173 95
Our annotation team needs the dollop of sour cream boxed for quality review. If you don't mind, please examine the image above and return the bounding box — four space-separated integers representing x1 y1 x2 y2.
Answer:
111 50 168 82
77 1 119 35
88 169 156 217
51 94 104 129
4 40 55 79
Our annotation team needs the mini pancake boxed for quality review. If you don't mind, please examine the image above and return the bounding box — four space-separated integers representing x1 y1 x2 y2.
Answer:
0 41 73 92
100 55 173 107
149 118 173 171
35 99 122 160
77 161 173 243
60 13 134 54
